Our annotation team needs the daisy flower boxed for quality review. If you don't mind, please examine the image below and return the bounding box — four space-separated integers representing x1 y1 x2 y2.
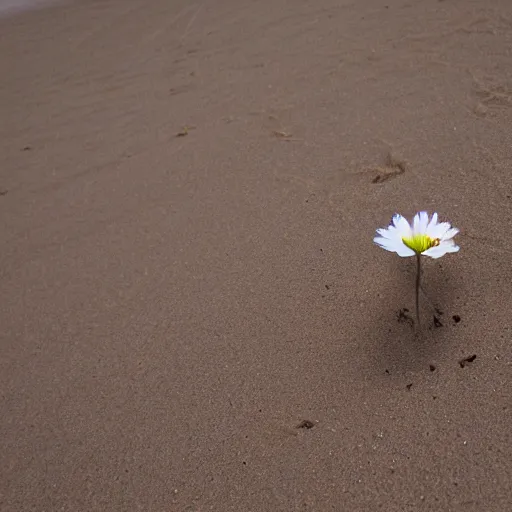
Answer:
374 211 459 328
374 212 459 259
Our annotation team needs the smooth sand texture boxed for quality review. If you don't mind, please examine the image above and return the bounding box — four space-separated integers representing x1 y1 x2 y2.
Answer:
1 0 511 510
0 0 61 17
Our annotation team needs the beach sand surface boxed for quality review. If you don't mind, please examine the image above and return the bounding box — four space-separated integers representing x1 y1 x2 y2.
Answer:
1 0 511 510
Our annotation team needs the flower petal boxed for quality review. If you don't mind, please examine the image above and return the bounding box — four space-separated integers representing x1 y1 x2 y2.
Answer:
374 236 415 257
373 236 399 251
423 241 460 259
392 214 412 238
413 211 429 235
427 212 439 234
441 227 459 241
376 227 396 240
428 221 452 239
395 244 417 257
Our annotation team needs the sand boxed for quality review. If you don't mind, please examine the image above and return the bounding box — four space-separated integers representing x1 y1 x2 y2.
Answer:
1 0 511 510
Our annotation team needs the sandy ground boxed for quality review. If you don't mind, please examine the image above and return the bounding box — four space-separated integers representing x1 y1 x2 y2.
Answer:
1 0 511 510
0 0 61 16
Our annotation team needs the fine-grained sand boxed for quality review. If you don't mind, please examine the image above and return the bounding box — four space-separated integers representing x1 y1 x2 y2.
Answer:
1 1 511 510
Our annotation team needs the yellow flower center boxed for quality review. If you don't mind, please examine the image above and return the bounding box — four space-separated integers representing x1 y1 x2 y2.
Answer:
402 234 440 254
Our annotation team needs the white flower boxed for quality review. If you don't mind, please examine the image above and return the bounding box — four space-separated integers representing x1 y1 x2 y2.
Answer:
374 212 460 258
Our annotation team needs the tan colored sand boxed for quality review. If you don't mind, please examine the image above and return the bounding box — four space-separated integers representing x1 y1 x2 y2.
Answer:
1 0 511 510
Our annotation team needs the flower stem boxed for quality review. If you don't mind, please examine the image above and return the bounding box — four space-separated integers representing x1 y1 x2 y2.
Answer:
415 254 421 327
